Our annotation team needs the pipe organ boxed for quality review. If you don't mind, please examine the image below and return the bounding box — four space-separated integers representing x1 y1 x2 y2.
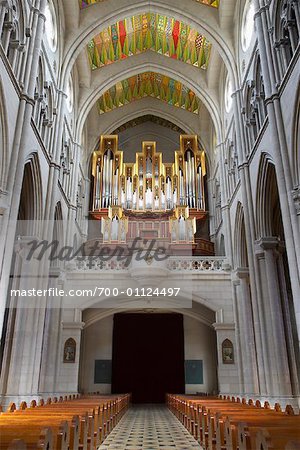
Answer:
92 135 206 213
90 134 213 253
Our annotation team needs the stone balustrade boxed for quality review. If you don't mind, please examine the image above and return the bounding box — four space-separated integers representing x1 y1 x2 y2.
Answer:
72 256 229 272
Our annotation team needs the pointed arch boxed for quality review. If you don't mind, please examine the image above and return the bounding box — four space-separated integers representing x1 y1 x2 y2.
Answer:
17 153 43 237
256 153 284 240
234 202 248 269
293 83 300 187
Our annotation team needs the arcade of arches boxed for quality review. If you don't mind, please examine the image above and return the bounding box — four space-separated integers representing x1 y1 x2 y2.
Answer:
0 0 299 418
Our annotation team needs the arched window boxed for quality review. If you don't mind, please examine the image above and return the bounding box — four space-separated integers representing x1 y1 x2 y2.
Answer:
241 0 255 52
44 0 58 52
224 74 233 113
66 76 74 113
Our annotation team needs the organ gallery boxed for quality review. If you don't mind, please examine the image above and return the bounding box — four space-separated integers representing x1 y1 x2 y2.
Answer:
89 135 213 254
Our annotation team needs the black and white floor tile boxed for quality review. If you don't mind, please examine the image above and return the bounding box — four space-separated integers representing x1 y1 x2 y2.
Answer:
98 405 203 449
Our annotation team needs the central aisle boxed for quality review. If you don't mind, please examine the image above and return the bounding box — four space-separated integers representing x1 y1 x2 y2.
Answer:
99 405 202 449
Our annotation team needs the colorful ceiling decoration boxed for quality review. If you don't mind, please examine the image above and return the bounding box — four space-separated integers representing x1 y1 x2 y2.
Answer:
80 0 219 9
87 13 211 70
97 72 200 115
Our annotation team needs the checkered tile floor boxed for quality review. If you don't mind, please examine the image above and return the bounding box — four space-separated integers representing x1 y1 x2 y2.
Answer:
98 405 202 449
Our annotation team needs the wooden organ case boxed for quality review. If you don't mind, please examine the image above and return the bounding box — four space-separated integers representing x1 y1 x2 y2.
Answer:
89 135 214 255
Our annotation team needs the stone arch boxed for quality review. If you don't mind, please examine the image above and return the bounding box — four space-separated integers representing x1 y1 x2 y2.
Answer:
53 201 64 240
75 57 222 145
17 153 43 237
256 153 284 240
61 1 237 89
255 154 300 396
292 83 300 187
83 104 211 176
234 202 248 269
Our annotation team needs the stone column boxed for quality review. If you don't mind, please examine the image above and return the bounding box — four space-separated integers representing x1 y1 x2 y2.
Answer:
256 237 293 398
232 90 267 395
0 236 45 406
38 268 64 396
254 0 300 343
213 322 240 395
0 0 47 338
232 279 245 393
55 318 85 394
234 269 260 396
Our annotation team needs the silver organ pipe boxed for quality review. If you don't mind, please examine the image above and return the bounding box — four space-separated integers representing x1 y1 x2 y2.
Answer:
191 153 196 208
166 177 172 209
113 168 119 205
185 160 189 207
179 168 184 206
94 158 101 210
126 176 132 209
101 153 107 208
109 152 113 206
197 165 203 209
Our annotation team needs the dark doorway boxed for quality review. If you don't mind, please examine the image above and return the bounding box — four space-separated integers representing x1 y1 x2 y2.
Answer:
111 313 185 403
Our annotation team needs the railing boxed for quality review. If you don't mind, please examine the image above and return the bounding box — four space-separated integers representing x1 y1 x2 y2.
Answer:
72 256 229 272
75 258 127 271
167 256 229 272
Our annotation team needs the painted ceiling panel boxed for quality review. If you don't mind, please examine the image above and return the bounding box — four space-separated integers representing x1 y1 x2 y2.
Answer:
98 72 200 115
80 0 219 8
87 13 211 70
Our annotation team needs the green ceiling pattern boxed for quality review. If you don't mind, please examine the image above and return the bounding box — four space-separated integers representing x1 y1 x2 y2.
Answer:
98 72 200 115
87 13 211 70
80 0 219 8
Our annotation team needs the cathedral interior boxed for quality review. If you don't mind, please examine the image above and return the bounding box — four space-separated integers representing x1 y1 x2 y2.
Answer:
0 0 299 448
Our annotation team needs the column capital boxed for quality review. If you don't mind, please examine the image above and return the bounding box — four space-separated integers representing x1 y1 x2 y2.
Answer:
234 267 250 280
212 323 235 331
255 236 280 250
62 321 85 331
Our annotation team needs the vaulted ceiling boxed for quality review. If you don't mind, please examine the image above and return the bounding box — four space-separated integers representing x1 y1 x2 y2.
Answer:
63 0 237 157
87 13 211 71
97 72 200 115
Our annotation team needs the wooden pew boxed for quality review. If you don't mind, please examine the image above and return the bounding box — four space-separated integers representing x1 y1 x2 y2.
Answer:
167 394 300 450
0 394 130 450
